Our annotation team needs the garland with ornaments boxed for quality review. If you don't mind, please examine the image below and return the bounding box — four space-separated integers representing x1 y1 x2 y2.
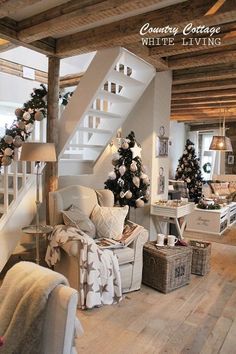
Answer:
104 131 150 208
0 86 74 170
175 139 203 202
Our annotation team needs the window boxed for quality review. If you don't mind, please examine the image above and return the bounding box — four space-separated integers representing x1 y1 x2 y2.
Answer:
198 132 215 180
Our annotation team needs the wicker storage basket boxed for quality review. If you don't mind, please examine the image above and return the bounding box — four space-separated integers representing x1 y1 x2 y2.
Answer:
142 241 192 293
189 240 211 275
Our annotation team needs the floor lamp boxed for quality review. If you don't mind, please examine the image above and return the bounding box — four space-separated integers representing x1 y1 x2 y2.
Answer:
20 142 56 263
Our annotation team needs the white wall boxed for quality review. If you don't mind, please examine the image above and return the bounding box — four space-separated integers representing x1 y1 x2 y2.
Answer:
169 121 186 178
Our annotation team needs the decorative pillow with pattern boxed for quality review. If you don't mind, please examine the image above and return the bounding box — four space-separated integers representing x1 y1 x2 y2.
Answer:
62 204 96 238
210 182 230 196
91 205 129 240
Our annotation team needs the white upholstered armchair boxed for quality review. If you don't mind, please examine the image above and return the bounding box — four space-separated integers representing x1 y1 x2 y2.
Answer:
49 185 148 293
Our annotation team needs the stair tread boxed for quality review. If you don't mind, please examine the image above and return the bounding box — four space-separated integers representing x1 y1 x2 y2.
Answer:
67 143 104 149
78 127 112 134
108 70 144 87
87 109 121 119
98 90 131 103
0 187 14 194
60 158 94 162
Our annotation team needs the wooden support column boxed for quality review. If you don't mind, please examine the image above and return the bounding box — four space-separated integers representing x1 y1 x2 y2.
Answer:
45 56 60 222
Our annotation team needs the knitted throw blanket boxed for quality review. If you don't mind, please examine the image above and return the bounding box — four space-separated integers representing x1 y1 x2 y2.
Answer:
0 261 68 354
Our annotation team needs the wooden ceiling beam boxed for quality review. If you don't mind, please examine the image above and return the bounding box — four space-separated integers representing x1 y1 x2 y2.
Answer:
56 0 220 58
171 103 236 110
0 18 56 55
18 0 174 43
168 48 236 70
172 97 236 104
171 107 236 114
0 0 42 18
172 79 236 93
172 89 236 100
170 114 236 122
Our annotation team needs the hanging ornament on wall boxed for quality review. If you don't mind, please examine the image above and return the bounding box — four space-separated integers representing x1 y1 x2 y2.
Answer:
136 198 144 208
119 164 126 176
130 160 137 172
4 135 13 145
34 111 44 121
132 176 140 188
4 148 13 156
125 190 132 199
108 171 116 180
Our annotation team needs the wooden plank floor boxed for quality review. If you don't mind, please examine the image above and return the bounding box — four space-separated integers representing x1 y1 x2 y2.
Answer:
76 241 236 354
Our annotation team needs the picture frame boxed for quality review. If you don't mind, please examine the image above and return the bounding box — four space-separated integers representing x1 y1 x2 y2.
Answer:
156 136 169 157
157 167 165 194
227 155 234 165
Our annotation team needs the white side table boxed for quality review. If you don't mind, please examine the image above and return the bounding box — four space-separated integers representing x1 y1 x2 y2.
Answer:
22 225 53 264
151 202 195 240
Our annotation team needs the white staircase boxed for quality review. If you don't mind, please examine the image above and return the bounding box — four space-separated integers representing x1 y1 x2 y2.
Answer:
58 47 155 175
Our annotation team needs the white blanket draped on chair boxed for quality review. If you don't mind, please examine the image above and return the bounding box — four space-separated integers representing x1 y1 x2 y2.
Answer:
46 225 122 309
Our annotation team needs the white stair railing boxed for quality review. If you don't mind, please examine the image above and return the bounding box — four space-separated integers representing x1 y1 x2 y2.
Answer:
0 118 47 221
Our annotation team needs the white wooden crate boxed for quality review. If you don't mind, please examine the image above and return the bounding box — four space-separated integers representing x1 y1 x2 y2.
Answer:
186 206 229 235
151 203 194 218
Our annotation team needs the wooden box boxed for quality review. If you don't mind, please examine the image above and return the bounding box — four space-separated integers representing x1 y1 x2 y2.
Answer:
189 240 211 275
186 206 229 235
142 242 192 293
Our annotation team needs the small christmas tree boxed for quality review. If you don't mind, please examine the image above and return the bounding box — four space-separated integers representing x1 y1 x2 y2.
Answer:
175 139 203 202
104 131 150 208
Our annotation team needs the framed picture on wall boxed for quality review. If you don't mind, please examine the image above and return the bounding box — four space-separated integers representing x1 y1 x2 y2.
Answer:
156 136 169 157
228 155 234 165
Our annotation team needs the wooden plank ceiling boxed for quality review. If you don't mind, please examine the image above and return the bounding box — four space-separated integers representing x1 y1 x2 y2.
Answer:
0 0 236 124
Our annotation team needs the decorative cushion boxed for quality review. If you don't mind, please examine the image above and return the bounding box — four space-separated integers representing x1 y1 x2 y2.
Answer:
210 182 230 196
91 205 129 240
229 181 236 193
62 205 96 238
202 182 213 198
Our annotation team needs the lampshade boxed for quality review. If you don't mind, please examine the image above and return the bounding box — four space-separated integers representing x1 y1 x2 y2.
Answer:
20 142 57 162
209 136 233 152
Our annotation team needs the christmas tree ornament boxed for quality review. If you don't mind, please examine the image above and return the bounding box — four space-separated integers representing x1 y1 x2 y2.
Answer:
108 171 116 180
2 156 12 166
120 191 125 198
112 153 120 161
119 164 126 176
4 147 13 156
4 135 13 144
25 123 34 133
13 136 23 147
145 189 150 199
132 176 140 188
118 178 124 187
34 111 44 121
140 173 148 180
143 177 149 185
141 165 147 173
135 198 144 208
15 108 23 117
130 160 137 172
125 190 132 199
23 111 31 121
131 143 142 158
18 121 25 130
121 139 129 149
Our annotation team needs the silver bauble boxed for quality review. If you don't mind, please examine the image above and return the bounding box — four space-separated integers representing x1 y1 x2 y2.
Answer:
136 198 145 208
1 156 12 166
4 148 13 156
119 165 126 176
130 161 137 172
34 111 44 121
15 108 23 117
125 191 132 199
13 136 23 147
108 171 116 180
25 123 34 133
133 176 140 188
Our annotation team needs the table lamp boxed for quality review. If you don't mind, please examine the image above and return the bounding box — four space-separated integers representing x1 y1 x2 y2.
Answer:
20 142 57 229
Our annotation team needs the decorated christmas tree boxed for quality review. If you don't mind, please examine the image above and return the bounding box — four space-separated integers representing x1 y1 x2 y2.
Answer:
175 139 203 202
104 131 150 208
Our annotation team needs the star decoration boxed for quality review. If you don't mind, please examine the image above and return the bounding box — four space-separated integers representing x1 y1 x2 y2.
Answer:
113 294 122 304
96 284 103 295
87 261 95 274
130 143 142 159
87 243 94 253
86 282 94 293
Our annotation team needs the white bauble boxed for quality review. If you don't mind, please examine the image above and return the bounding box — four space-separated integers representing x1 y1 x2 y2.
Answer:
125 190 132 199
23 111 31 121
4 135 13 145
130 161 137 172
119 165 126 176
4 148 13 156
136 198 144 208
108 171 116 180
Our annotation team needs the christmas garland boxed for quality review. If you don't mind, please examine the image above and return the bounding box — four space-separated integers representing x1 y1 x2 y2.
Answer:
203 162 211 173
0 87 74 170
197 200 221 210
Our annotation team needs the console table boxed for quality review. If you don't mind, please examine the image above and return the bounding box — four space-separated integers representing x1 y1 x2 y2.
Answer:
186 202 236 235
151 202 195 240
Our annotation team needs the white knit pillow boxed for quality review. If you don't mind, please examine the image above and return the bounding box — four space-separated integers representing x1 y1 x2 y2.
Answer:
91 205 129 240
